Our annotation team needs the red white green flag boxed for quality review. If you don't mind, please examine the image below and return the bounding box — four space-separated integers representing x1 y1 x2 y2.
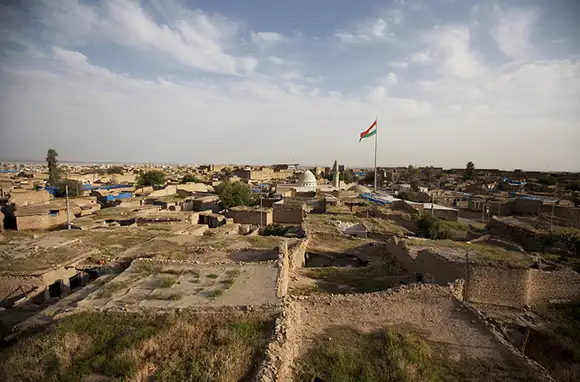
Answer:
359 120 377 142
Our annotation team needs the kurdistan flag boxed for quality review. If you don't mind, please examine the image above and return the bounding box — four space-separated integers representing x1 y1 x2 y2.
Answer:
359 120 377 142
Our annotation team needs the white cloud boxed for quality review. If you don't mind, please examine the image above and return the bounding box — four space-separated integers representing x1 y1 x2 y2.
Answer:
492 7 539 59
390 61 409 68
335 18 390 44
387 72 398 84
409 49 434 64
35 0 257 75
251 31 289 44
423 25 486 78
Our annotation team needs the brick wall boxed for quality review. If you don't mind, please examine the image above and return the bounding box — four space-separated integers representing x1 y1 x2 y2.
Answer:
9 190 52 207
414 249 464 284
227 210 272 225
528 269 580 306
288 238 309 269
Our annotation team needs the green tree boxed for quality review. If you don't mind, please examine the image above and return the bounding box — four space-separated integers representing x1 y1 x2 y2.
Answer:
182 173 202 183
137 170 166 186
342 169 354 183
567 181 580 192
218 182 256 209
220 167 234 178
54 179 82 198
410 180 420 192
363 171 375 184
46 149 61 185
537 175 557 186
416 215 449 240
106 166 125 175
464 161 476 180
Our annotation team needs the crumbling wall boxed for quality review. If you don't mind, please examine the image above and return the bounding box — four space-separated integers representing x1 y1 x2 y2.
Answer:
465 265 580 308
272 206 304 224
287 238 309 270
528 269 580 306
16 213 68 230
485 218 541 251
384 238 416 274
9 190 52 206
465 265 530 308
227 209 272 225
276 240 290 297
414 249 464 284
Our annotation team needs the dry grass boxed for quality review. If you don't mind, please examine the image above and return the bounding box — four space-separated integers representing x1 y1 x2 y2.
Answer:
93 279 133 299
296 326 541 382
144 291 182 301
0 311 274 381
208 289 224 298
299 263 408 295
206 273 219 279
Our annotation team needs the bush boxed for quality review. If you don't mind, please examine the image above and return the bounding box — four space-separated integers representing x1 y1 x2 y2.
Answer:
217 181 256 209
54 179 83 198
262 224 289 236
137 170 165 187
106 166 125 175
539 228 580 256
182 173 201 183
416 214 449 240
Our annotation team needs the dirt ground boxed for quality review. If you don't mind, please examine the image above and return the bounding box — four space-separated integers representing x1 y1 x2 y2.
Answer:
77 261 280 310
281 285 542 380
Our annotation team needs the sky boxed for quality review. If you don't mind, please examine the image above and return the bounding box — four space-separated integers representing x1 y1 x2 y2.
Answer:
0 0 579 171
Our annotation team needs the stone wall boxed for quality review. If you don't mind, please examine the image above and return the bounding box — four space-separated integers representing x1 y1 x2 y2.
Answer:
528 269 580 306
276 240 290 297
414 249 464 284
287 238 309 270
465 265 580 308
465 265 530 308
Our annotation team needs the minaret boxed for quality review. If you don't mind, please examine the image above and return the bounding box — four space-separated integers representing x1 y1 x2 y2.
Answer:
332 159 340 189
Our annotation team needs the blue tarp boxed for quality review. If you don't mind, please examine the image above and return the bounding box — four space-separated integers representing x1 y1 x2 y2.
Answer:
45 183 132 195
0 169 17 173
360 193 389 206
103 192 133 201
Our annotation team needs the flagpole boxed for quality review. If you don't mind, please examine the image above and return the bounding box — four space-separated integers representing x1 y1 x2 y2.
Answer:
373 116 378 193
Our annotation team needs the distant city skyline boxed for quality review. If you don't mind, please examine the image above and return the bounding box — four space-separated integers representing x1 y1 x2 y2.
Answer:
1 1 579 171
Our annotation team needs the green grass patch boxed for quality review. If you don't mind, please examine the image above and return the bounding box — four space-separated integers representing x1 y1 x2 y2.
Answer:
220 279 235 289
206 273 219 279
296 326 541 382
144 292 182 301
525 302 580 381
225 269 241 278
93 279 133 299
207 289 224 298
303 264 405 294
0 311 274 382
155 275 177 288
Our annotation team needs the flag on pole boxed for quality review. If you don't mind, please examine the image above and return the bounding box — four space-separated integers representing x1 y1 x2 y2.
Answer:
359 120 377 142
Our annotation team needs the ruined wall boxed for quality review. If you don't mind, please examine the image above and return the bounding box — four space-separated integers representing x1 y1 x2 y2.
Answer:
273 207 304 224
465 265 580 308
513 198 542 214
16 213 68 230
433 209 458 222
276 240 290 297
414 250 464 284
0 275 44 306
485 218 541 251
528 269 580 306
9 190 52 207
465 265 530 308
227 210 272 225
384 238 416 274
288 238 309 270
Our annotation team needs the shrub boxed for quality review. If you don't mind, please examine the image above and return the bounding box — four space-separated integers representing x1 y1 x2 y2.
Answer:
137 170 165 187
182 173 201 183
262 224 289 236
217 181 256 209
416 214 449 240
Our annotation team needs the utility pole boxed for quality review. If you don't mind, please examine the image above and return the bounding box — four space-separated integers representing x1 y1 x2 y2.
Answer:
431 193 435 216
65 184 71 230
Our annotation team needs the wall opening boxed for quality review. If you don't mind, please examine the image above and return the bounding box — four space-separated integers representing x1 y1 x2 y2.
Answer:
48 281 62 298
69 274 81 290
305 252 368 268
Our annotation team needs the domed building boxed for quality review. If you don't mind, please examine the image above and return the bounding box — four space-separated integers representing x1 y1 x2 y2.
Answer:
348 184 371 194
298 170 317 191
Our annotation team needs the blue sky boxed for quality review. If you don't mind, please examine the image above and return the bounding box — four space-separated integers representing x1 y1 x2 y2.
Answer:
0 0 579 170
